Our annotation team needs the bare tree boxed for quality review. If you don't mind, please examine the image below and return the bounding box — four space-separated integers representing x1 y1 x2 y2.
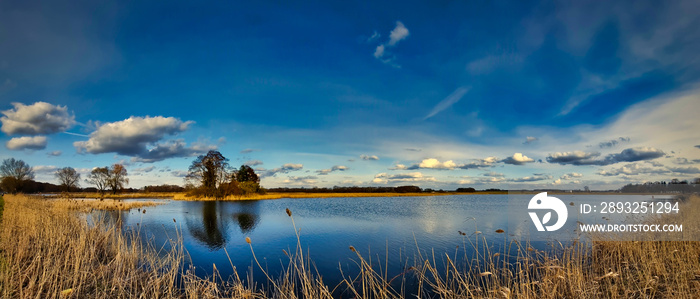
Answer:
0 158 35 194
55 167 81 192
86 167 110 196
186 150 231 197
109 164 129 194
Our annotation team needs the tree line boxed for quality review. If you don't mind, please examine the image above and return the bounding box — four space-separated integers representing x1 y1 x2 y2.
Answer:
0 158 132 195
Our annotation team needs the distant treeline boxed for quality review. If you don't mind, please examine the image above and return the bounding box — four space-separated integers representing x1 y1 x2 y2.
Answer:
0 179 184 194
266 186 490 193
620 179 700 194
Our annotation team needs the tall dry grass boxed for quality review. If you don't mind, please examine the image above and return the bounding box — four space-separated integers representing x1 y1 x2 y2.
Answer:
2 194 700 298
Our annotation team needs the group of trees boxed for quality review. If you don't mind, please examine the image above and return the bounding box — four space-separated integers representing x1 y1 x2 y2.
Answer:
85 164 129 195
0 158 130 195
186 150 263 198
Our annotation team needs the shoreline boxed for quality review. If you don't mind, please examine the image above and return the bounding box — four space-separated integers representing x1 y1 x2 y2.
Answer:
33 191 672 201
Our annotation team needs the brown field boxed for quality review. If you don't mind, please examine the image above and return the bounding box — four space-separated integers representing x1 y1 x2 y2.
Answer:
1 193 699 298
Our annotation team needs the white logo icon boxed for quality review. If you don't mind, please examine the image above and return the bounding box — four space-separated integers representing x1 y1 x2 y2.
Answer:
528 192 568 232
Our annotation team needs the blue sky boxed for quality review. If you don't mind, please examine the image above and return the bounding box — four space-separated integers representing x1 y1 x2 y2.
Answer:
1 0 699 190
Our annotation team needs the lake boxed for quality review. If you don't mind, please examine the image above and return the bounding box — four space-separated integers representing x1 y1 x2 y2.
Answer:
98 194 668 296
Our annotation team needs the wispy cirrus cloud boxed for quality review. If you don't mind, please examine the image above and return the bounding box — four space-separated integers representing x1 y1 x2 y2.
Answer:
424 87 470 120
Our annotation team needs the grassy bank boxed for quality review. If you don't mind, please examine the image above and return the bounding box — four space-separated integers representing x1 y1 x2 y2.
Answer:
45 192 182 199
1 194 699 298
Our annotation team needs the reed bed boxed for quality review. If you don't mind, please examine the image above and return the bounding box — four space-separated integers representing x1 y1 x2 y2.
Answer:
1 194 699 298
49 197 163 212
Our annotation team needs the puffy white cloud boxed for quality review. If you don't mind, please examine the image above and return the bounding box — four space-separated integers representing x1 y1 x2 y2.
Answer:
560 172 584 180
397 157 496 170
387 21 409 46
73 116 210 162
360 154 379 161
546 151 601 165
1 102 75 135
374 44 385 58
416 158 458 170
6 136 47 150
316 165 348 175
459 156 499 169
501 153 535 165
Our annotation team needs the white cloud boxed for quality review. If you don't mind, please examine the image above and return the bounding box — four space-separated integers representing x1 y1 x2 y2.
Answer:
501 153 535 165
47 150 62 157
367 31 381 43
244 160 264 166
131 139 217 163
1 102 75 135
6 136 47 150
73 116 209 162
32 165 58 174
316 165 348 175
560 172 584 180
372 172 435 184
360 154 379 161
374 44 385 58
524 136 538 144
371 21 409 66
424 87 470 120
388 21 409 46
261 163 303 177
416 158 458 170
396 157 497 170
283 175 318 185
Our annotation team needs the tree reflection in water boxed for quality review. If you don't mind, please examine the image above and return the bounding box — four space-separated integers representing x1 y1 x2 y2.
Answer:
233 201 259 233
186 201 228 250
185 200 260 249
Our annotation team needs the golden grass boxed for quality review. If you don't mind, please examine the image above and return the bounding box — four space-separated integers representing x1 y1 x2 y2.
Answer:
48 192 182 199
2 193 699 298
49 197 163 212
0 194 259 298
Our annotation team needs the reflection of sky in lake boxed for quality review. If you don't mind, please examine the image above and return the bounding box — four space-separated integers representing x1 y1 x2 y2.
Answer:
97 194 668 295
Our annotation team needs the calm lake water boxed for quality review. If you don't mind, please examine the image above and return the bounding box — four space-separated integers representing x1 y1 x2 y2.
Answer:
98 194 668 296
